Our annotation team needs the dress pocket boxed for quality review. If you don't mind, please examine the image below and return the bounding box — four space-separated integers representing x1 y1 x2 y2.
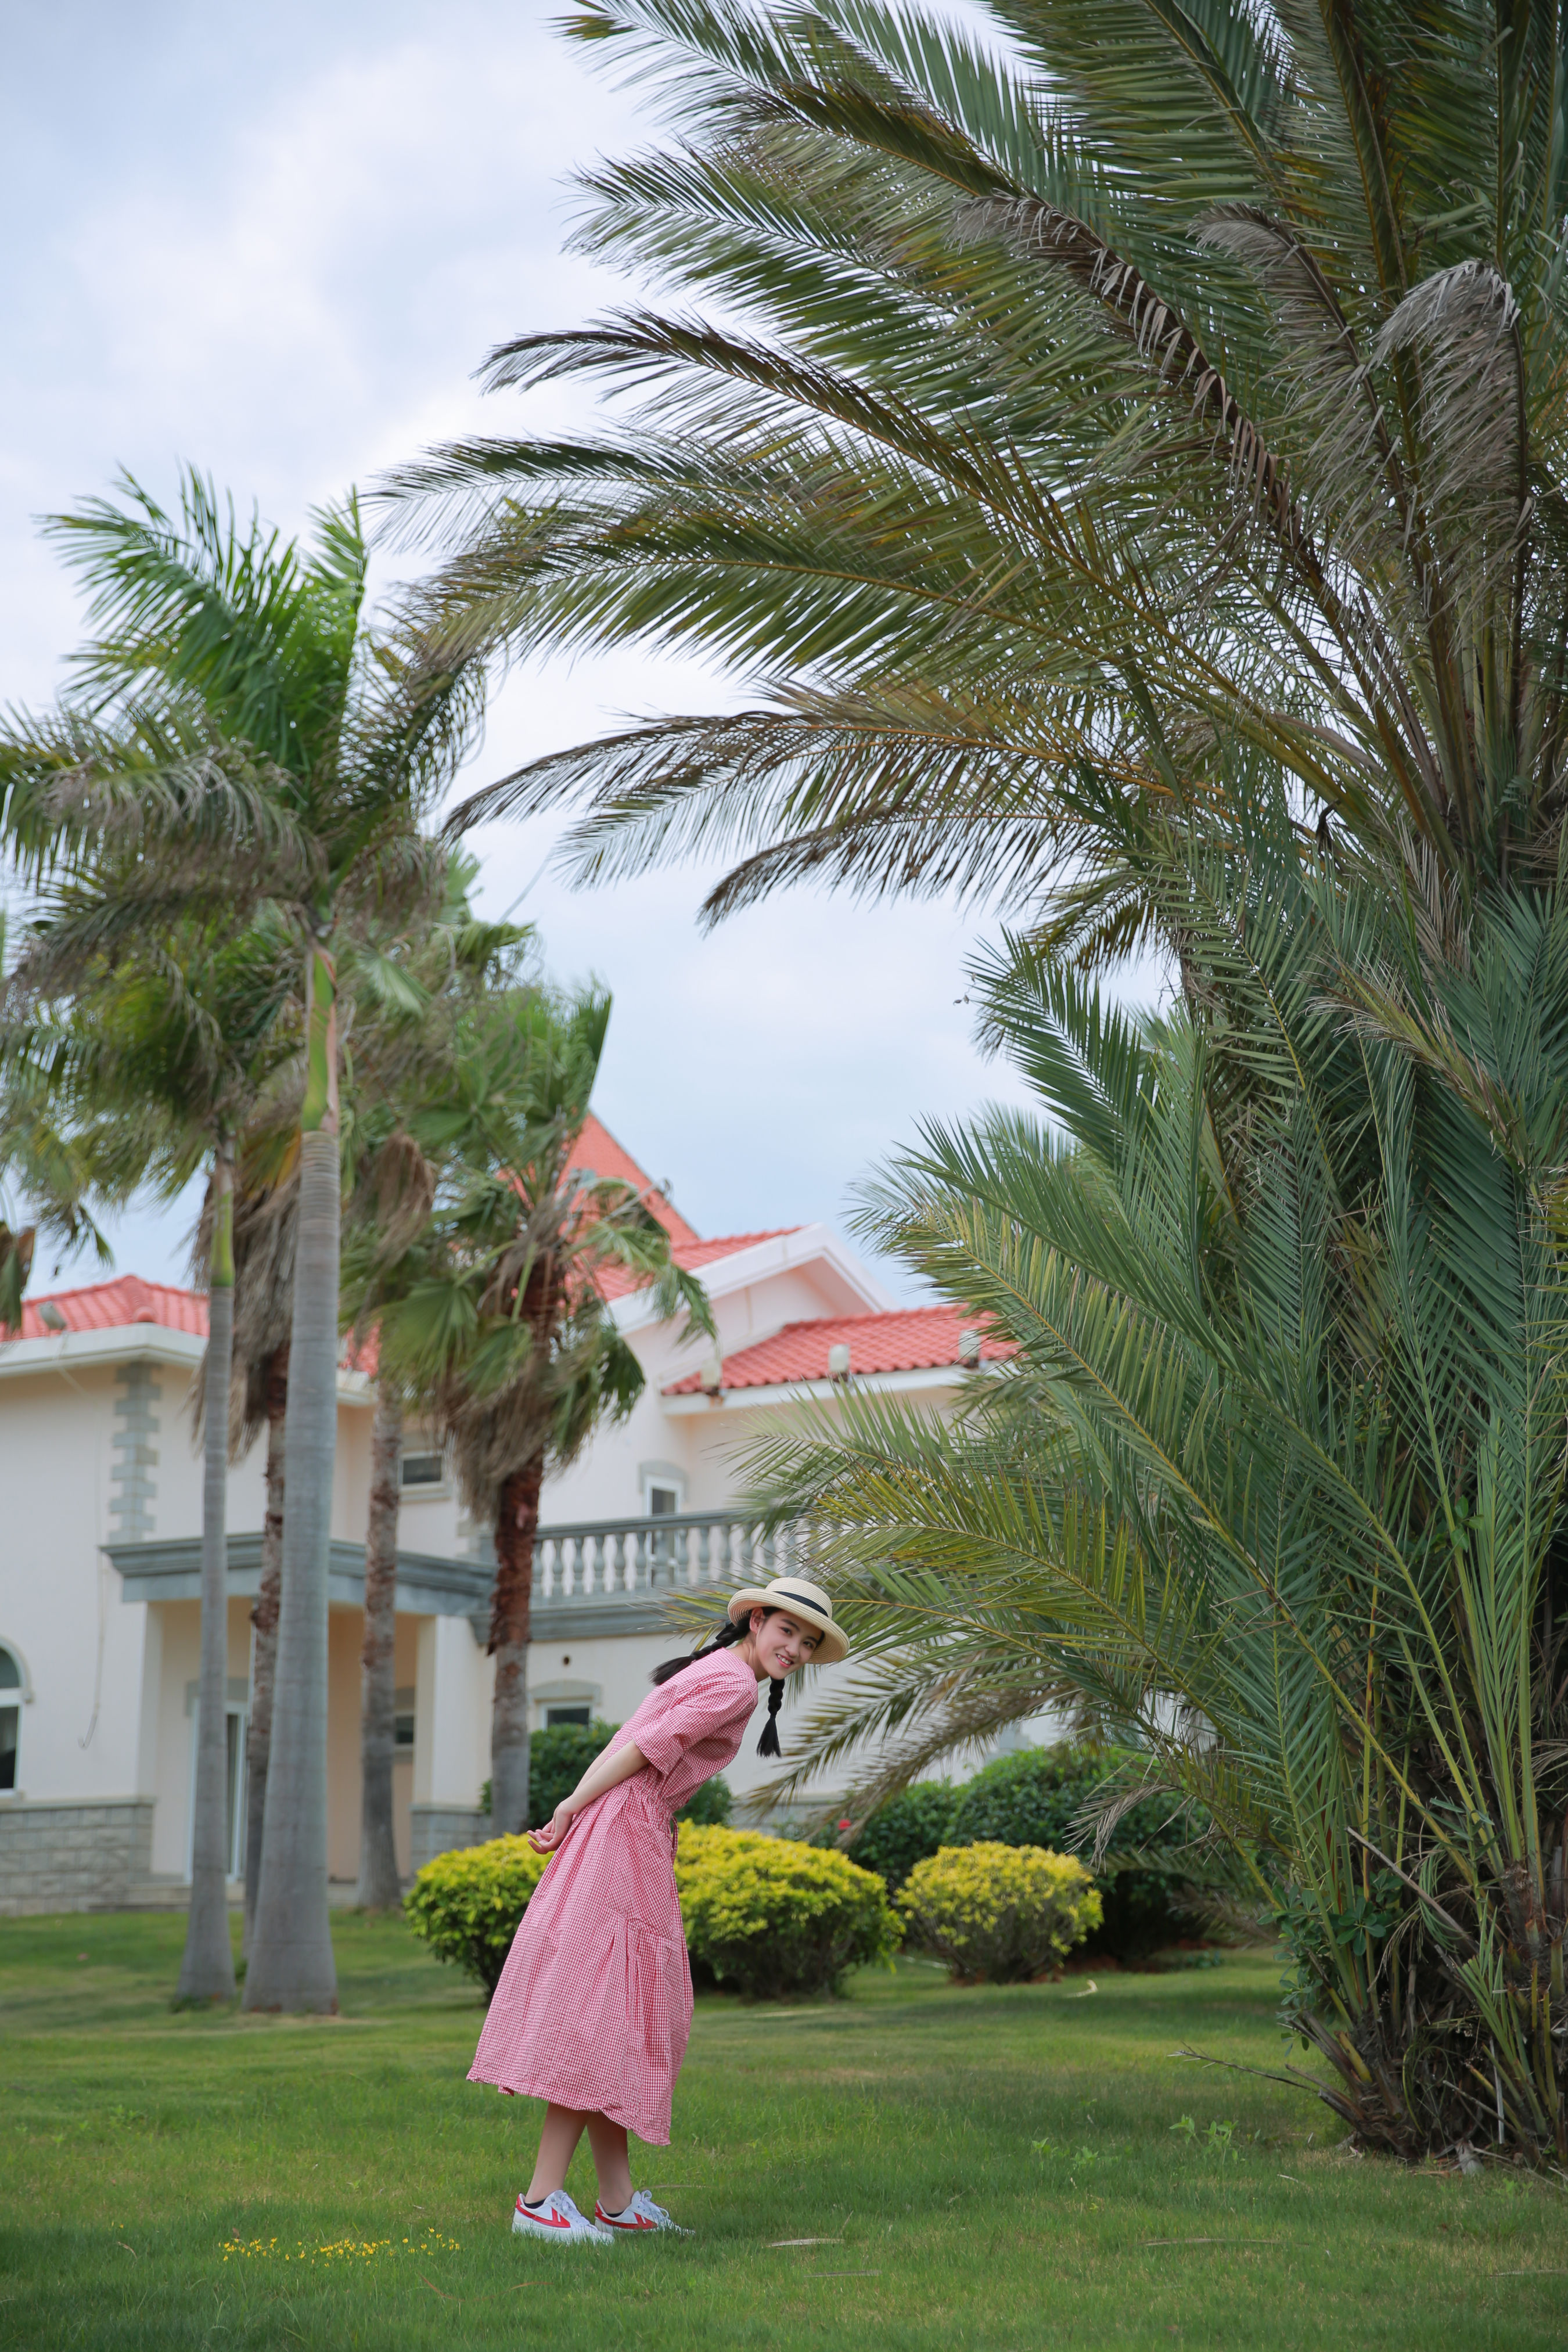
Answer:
621 1924 689 2110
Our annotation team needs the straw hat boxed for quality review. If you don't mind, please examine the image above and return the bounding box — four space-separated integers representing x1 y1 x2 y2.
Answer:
727 1577 848 1664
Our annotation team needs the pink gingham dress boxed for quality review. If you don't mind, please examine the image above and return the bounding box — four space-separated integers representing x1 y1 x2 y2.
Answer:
469 1646 760 2144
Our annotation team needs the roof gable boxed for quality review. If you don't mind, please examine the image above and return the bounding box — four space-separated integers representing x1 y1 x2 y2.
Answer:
569 1113 699 1246
2 1275 208 1344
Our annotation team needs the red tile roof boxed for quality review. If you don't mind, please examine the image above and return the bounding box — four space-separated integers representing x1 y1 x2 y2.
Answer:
597 1229 801 1303
5 1273 376 1375
569 1113 699 1246
2 1275 208 1343
663 1306 1016 1393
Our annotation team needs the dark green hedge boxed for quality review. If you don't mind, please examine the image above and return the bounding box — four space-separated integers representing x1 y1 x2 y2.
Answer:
838 1782 958 1890
952 1749 1199 1960
835 1746 1203 1962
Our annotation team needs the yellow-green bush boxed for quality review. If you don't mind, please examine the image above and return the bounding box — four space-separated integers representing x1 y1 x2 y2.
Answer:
403 1836 549 1996
897 1842 1101 1983
675 1823 901 1998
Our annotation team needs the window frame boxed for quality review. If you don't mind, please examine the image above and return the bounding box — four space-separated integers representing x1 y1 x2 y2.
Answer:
398 1432 451 1498
185 1698 248 1879
0 1641 23 1796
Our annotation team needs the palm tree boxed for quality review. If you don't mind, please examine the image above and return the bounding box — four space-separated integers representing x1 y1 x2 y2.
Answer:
369 981 713 1832
178 975 315 1962
338 863 531 1908
0 472 483 2011
376 0 1568 2156
389 0 1568 936
355 1375 405 1909
749 782 1568 2163
5 905 296 2000
211 1128 298 1951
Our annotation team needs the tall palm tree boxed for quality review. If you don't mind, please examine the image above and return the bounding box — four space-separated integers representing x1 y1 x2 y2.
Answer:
0 472 483 2011
390 0 1568 933
368 981 713 1832
207 1126 298 1951
355 1375 405 1910
5 906 296 2000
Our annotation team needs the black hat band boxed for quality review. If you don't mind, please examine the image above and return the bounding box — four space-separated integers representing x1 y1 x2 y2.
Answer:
766 1584 833 1623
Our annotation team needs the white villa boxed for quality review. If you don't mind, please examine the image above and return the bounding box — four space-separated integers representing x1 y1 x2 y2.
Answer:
0 1119 1009 1915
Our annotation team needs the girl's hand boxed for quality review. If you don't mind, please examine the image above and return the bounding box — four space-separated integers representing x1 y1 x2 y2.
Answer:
522 1739 647 1853
526 1803 574 1855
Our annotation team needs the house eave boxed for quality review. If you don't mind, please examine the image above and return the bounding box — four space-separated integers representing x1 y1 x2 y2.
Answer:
0 1324 375 1402
0 1326 205 1382
661 1361 979 1414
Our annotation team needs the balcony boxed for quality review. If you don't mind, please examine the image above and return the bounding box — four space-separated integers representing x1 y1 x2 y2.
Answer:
531 1511 793 1638
106 1512 795 1643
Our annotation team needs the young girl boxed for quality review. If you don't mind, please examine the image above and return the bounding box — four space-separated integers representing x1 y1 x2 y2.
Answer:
469 1576 849 2243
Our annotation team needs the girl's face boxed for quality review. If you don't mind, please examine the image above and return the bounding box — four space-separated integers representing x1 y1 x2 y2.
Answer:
750 1609 821 1680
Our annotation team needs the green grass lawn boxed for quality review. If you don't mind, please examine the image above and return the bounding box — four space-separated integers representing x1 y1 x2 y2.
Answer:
2 1912 1564 2350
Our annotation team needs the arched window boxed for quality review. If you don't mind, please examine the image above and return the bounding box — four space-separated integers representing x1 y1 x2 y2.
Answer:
0 1645 21 1792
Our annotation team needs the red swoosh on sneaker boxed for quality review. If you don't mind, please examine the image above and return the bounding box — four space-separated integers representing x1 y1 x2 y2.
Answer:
597 2209 656 2229
517 2203 571 2228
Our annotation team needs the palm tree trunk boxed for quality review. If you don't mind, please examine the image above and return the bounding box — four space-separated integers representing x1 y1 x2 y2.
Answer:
244 944 340 2013
178 1146 238 2002
242 1343 287 1956
488 1454 542 1835
357 1379 402 1908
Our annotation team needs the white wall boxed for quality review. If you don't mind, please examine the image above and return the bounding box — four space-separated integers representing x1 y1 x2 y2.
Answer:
0 1364 141 1806
414 1613 494 1812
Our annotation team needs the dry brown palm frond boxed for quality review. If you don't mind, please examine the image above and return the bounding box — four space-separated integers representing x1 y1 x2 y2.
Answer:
225 1168 299 1456
1372 261 1529 638
959 194 1310 558
355 1126 437 1263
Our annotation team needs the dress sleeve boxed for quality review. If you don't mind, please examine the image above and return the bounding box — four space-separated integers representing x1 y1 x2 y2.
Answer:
634 1659 754 1773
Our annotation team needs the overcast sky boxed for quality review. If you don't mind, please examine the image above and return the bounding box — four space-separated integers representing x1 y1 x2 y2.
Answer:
2 0 1161 1296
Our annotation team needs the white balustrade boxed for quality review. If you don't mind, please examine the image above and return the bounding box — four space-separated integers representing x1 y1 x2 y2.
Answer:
530 1512 800 1607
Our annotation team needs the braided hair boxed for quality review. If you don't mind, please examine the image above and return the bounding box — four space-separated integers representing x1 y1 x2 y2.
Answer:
651 1611 785 1757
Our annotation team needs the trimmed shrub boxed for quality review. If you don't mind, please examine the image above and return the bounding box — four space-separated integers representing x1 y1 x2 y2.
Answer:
675 1824 902 1998
403 1835 548 1996
480 1720 735 1832
898 1841 1101 1983
948 1747 1199 1961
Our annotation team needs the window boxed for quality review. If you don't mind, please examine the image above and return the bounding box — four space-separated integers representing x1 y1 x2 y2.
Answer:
545 1706 591 1728
400 1440 447 1491
0 1645 20 1792
186 1696 247 1878
224 1709 244 1875
641 1462 686 1521
394 1686 416 1750
646 1486 682 1573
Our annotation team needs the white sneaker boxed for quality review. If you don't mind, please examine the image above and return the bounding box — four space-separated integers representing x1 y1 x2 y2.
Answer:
512 2189 615 2245
594 2189 692 2236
